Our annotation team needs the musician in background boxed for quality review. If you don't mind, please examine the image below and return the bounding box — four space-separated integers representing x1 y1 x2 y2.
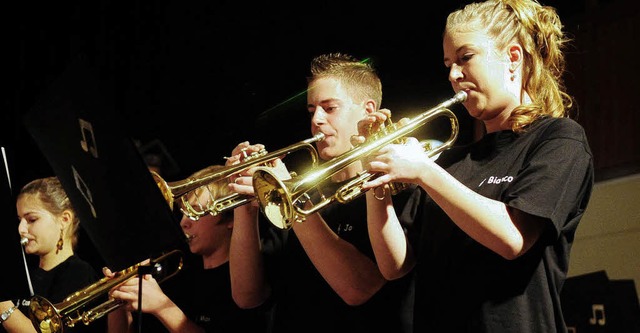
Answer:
226 53 420 333
1 176 104 333
358 0 594 331
106 165 270 333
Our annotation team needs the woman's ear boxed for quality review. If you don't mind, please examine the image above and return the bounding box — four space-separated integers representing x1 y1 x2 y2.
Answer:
508 43 523 71
60 209 73 229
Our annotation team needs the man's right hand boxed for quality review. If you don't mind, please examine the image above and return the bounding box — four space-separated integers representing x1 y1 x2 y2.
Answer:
226 141 290 196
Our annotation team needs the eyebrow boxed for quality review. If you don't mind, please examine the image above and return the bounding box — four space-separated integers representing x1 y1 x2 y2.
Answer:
307 98 340 109
444 43 474 64
18 212 36 219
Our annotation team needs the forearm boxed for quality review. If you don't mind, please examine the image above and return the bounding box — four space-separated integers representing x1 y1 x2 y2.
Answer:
293 214 386 306
107 307 133 333
1 301 37 333
230 205 270 308
153 304 204 333
419 164 525 259
366 191 415 280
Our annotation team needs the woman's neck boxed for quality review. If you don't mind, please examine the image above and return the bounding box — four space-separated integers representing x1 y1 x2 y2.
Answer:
39 248 73 271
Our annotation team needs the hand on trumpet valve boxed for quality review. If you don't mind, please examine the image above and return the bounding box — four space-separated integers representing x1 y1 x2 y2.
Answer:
102 258 152 279
351 108 393 146
102 266 115 279
361 137 426 190
228 139 293 186
225 142 264 182
225 141 283 197
106 272 159 313
102 258 154 306
225 142 266 165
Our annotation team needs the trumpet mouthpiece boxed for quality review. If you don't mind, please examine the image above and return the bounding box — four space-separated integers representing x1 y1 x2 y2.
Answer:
20 237 28 246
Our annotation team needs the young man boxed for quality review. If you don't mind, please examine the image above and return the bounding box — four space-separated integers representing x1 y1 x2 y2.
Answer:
107 165 271 333
227 53 420 333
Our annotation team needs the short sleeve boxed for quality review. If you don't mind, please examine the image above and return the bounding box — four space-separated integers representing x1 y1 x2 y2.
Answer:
505 119 594 237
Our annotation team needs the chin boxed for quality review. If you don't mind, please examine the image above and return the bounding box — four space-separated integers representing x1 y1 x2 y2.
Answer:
318 147 333 161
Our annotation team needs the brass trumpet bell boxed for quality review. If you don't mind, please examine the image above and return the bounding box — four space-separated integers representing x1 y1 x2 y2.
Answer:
253 91 467 229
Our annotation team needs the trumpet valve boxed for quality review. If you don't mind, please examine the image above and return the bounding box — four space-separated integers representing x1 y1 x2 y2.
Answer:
240 148 250 160
240 148 268 163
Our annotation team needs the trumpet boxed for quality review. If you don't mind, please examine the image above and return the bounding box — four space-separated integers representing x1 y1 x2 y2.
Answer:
253 91 466 229
152 133 325 220
28 249 183 333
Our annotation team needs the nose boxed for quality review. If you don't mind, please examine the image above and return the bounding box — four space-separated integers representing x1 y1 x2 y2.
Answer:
448 64 463 83
18 218 27 234
180 215 192 229
311 106 326 126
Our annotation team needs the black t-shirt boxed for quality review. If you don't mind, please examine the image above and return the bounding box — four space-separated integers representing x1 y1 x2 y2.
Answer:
412 117 594 333
139 258 271 333
268 181 421 333
19 255 104 333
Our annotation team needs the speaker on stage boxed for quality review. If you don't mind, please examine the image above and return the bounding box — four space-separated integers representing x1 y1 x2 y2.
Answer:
561 270 640 333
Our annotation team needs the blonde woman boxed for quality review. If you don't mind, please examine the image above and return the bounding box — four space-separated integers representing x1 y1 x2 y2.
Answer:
360 0 594 332
1 177 102 333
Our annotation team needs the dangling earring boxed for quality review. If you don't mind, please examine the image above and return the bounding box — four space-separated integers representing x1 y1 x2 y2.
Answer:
508 61 516 81
56 229 64 254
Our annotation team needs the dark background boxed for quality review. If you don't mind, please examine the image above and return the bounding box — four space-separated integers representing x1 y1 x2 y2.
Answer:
2 0 639 300
4 0 600 185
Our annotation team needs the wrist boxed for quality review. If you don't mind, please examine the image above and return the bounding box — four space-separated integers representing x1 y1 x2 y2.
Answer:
0 305 18 324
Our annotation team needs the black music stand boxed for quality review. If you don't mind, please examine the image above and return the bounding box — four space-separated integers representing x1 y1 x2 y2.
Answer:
0 144 33 301
23 55 188 272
